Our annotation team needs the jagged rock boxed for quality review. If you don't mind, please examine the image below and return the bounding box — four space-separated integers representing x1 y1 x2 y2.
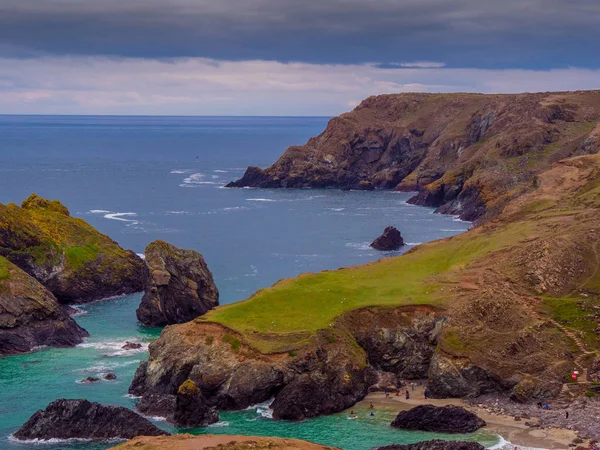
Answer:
136 241 219 327
103 373 117 380
0 256 89 355
589 357 600 382
80 377 100 383
391 405 486 433
0 194 145 303
122 341 142 350
13 399 169 441
137 394 176 422
370 226 404 251
173 379 219 427
374 440 485 450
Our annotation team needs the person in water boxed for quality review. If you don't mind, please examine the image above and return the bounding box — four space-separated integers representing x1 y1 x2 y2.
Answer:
370 411 375 417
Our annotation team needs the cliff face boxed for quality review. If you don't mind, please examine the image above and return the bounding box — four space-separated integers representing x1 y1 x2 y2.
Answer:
0 256 88 354
136 240 219 327
228 91 600 222
0 194 145 303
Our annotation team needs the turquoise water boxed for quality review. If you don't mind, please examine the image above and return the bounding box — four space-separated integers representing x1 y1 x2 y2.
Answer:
0 294 501 450
0 116 485 449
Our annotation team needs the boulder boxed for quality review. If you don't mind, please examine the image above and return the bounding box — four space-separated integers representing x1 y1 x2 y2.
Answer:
0 194 145 303
173 380 219 427
370 226 404 251
122 341 143 350
374 440 485 450
104 373 117 380
391 405 486 433
136 241 219 327
80 377 100 383
0 256 89 355
13 399 169 441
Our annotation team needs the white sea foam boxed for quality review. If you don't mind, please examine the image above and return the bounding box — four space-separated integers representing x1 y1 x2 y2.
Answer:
222 206 249 211
345 242 371 250
165 211 189 215
75 359 142 374
182 173 205 184
213 170 229 173
329 208 345 211
170 169 192 174
246 198 276 202
123 393 142 399
76 340 148 356
208 421 231 427
136 253 145 260
104 212 139 224
244 265 259 277
487 435 547 450
8 435 125 445
89 209 110 214
440 229 466 232
245 398 274 419
69 306 88 317
406 242 423 246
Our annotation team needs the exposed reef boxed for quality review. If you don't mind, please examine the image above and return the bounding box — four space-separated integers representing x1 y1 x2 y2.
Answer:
370 226 405 251
136 240 219 327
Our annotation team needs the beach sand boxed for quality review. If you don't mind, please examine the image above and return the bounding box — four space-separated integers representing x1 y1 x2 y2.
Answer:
359 389 580 449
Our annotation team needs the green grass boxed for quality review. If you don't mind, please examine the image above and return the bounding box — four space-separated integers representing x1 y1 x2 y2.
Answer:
64 244 99 270
204 221 533 351
542 296 600 349
0 256 10 280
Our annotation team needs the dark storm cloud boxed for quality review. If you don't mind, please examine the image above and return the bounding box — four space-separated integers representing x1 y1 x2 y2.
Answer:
1 0 600 68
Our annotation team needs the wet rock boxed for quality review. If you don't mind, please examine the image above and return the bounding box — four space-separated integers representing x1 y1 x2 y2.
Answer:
137 394 176 423
122 341 142 350
103 373 117 381
13 399 168 441
81 377 100 383
0 257 89 355
136 240 219 327
370 226 404 251
391 405 486 433
374 441 485 450
173 380 219 427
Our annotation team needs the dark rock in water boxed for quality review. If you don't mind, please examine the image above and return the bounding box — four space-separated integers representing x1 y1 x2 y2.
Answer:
370 226 405 251
103 373 117 380
225 166 276 188
122 341 142 350
0 256 89 355
80 377 100 383
136 240 219 327
173 380 219 427
391 405 486 433
13 399 169 441
374 440 485 450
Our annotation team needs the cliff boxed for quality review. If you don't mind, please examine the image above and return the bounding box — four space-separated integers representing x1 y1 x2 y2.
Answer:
0 194 145 303
228 91 600 222
0 256 88 354
131 153 600 421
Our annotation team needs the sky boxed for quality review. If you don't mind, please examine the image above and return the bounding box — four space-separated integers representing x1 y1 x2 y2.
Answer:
1 0 600 115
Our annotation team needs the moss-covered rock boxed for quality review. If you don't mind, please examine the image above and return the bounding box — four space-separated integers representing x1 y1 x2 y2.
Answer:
136 240 219 326
0 194 145 303
0 256 89 354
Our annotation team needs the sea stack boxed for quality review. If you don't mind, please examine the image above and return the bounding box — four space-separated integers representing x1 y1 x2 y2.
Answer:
136 240 219 327
370 226 405 251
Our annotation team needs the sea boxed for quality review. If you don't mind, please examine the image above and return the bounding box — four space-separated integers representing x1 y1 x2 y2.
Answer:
0 115 503 450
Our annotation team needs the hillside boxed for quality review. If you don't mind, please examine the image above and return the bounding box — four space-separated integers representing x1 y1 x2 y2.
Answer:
0 194 145 303
227 91 600 222
131 154 600 422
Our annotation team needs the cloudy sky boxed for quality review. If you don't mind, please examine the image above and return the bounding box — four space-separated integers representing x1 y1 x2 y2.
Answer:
1 0 600 115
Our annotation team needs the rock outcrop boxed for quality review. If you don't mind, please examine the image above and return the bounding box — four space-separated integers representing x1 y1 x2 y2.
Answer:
111 435 340 450
227 91 600 222
0 256 89 355
375 441 485 450
173 379 219 427
136 240 219 327
391 405 486 433
370 226 405 251
13 399 169 441
0 194 145 303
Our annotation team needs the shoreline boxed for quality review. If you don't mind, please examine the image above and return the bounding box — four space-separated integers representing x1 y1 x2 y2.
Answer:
359 390 580 450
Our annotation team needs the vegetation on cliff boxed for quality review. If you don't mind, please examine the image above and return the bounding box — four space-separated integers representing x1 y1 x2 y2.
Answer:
228 91 600 222
0 193 145 303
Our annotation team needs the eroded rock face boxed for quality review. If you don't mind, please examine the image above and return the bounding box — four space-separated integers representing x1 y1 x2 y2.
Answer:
370 226 405 251
13 399 169 441
136 241 219 327
173 379 219 427
391 405 486 433
0 256 89 355
0 194 145 303
375 440 485 450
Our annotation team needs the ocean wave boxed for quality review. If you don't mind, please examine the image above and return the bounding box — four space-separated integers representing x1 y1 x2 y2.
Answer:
246 198 276 202
345 242 372 250
77 340 148 356
182 173 205 185
88 209 110 214
75 359 142 374
170 169 192 174
103 212 139 224
136 253 145 260
213 170 229 173
487 435 547 450
69 306 88 317
208 421 230 427
8 435 124 445
406 242 423 246
222 206 249 211
122 393 142 399
245 398 274 419
165 211 189 215
329 207 345 211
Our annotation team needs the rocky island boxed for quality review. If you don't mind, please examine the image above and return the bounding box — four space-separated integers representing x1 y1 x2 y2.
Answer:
0 194 145 303
136 240 219 327
130 92 600 439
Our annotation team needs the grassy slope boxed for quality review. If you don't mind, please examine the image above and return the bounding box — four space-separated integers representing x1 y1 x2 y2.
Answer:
204 156 600 358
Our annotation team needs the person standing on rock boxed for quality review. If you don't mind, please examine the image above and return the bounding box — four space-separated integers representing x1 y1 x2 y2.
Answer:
565 411 569 419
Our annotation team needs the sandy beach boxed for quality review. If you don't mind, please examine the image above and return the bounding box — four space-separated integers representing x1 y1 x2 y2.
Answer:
359 389 581 450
